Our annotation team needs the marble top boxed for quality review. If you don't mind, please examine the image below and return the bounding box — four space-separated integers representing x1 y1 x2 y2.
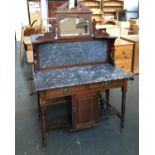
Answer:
33 64 130 91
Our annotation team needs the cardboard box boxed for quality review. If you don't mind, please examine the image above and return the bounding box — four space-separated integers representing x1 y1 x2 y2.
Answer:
132 24 139 34
129 19 139 28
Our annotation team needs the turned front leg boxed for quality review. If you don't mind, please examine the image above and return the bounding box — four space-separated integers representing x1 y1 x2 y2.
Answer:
105 89 110 108
121 87 127 128
41 106 46 150
37 94 41 120
40 97 47 150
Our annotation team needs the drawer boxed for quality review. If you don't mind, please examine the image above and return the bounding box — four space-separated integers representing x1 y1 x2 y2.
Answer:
115 52 132 60
120 66 131 72
116 59 132 65
116 64 132 72
45 81 125 99
115 47 133 56
116 60 132 72
46 85 86 99
115 45 133 52
46 84 98 99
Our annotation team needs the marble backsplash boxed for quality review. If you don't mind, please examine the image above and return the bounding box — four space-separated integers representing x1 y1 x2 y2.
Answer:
38 40 108 68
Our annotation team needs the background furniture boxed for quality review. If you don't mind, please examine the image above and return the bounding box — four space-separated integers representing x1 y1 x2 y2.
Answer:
78 0 104 25
96 24 121 37
102 0 124 24
116 9 127 22
27 0 42 25
48 0 68 18
23 36 34 64
129 19 139 34
78 0 124 25
121 35 139 74
114 38 134 73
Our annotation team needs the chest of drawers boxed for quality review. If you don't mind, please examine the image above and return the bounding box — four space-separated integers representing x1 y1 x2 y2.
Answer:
121 35 139 74
114 38 134 73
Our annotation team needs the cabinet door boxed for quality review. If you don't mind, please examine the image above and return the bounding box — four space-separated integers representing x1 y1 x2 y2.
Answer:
72 92 99 129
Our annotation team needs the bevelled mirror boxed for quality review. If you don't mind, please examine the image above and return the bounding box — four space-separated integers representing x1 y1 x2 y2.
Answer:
60 17 89 37
56 2 93 39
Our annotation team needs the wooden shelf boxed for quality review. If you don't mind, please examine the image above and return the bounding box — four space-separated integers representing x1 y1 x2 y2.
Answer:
104 5 123 7
92 13 103 15
81 5 100 7
79 0 124 24
79 0 103 23
104 10 118 13
103 0 124 23
104 0 123 2
79 0 101 3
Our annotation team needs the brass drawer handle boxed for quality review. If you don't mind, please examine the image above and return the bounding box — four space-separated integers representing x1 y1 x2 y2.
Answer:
101 81 111 88
122 51 126 54
27 45 33 50
34 60 37 65
85 84 90 90
61 87 72 95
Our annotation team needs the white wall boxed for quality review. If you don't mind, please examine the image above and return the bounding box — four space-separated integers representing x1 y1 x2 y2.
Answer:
124 0 138 11
41 0 48 25
124 0 139 19
15 0 29 41
69 0 75 8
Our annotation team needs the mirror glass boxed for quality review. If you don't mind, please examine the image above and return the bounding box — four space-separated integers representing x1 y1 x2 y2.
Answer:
60 17 89 37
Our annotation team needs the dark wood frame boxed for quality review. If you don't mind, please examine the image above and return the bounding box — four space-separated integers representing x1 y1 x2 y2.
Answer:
55 2 93 39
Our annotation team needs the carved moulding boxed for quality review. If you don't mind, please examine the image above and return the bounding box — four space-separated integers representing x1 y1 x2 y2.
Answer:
31 19 56 44
92 19 109 38
57 2 91 13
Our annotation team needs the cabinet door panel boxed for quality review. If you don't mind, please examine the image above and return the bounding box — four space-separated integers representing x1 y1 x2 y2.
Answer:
77 96 95 123
72 92 99 129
